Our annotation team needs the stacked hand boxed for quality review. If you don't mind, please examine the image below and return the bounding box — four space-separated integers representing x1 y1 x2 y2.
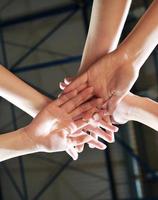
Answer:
59 52 140 151
24 86 118 160
63 52 139 114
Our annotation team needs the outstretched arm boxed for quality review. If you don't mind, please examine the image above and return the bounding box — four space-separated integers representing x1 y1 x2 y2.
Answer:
112 94 158 131
60 0 131 151
0 88 108 162
79 0 132 74
0 65 50 118
64 0 158 113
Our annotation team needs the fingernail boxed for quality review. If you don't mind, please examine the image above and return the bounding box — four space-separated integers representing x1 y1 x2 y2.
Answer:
93 113 100 121
89 144 95 148
74 156 78 160
114 127 119 132
101 145 107 150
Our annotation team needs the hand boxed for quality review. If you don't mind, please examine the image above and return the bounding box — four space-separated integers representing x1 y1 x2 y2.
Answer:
24 87 107 160
77 114 116 152
59 77 118 152
63 52 139 114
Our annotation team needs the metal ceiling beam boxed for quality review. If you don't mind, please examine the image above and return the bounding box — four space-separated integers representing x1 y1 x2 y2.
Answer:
12 55 81 73
0 3 80 28
32 158 72 200
11 9 78 70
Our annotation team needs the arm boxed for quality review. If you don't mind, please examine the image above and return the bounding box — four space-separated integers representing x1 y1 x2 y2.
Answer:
117 0 158 70
0 65 50 118
0 88 107 162
79 0 132 74
64 0 158 113
112 94 158 131
0 128 37 162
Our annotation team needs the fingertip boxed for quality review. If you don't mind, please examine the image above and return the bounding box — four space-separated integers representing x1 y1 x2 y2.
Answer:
89 144 95 148
102 145 107 150
58 93 62 98
59 82 66 90
73 154 78 160
114 126 119 132
93 113 100 121
64 77 73 85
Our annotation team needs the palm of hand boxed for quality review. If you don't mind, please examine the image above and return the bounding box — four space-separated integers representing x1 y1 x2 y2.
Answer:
25 103 75 152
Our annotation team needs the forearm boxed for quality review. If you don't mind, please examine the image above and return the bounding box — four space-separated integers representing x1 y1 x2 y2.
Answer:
0 65 51 117
79 0 131 73
117 0 158 70
127 95 158 131
0 128 37 162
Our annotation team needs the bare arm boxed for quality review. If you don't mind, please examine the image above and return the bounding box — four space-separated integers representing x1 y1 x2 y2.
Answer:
0 128 37 162
112 94 158 131
0 65 50 117
0 88 108 162
64 0 158 114
79 0 132 74
117 0 158 70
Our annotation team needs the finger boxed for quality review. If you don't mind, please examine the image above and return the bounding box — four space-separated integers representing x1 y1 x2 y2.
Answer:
75 144 84 153
87 138 107 150
59 77 73 91
69 130 85 137
70 98 103 118
69 132 107 150
64 73 87 93
73 130 106 150
82 107 98 121
98 119 118 132
89 133 98 148
61 87 94 113
58 92 62 98
64 77 74 85
59 82 67 90
69 133 92 146
56 89 78 106
92 113 118 132
74 83 88 93
66 146 78 160
102 116 116 143
70 119 88 133
84 125 115 143
57 84 89 106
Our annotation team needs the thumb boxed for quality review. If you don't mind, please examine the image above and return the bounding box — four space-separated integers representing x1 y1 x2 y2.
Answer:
63 73 87 93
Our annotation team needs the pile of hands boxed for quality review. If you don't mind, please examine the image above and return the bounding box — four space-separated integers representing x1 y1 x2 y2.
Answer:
24 52 138 160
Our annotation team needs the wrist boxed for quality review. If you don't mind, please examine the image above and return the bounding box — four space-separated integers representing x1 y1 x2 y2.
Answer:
32 96 51 118
114 45 141 73
22 127 39 153
125 94 146 122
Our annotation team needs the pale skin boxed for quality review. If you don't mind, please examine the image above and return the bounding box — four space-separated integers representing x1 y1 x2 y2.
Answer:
61 0 158 147
0 89 107 161
63 0 158 114
0 65 117 161
111 93 158 132
60 0 132 151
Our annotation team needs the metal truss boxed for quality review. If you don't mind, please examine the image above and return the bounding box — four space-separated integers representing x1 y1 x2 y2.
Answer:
0 0 158 200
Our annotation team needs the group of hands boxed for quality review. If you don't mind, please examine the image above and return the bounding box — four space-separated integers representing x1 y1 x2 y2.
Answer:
24 52 138 160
